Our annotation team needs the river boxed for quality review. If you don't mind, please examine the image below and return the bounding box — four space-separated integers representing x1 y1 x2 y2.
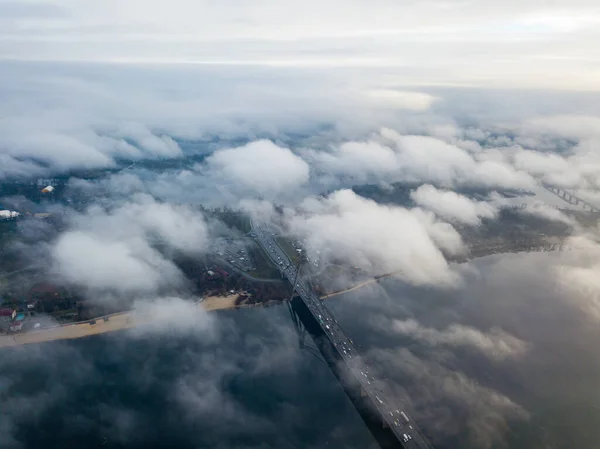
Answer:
2 252 599 449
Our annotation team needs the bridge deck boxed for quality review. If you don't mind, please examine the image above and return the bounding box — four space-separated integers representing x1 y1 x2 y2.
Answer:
252 222 432 449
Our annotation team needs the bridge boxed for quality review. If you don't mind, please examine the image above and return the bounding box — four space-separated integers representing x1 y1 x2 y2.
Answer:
544 185 600 213
251 221 433 449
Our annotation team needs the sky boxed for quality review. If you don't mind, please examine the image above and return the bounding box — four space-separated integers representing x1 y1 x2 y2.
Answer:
2 0 600 89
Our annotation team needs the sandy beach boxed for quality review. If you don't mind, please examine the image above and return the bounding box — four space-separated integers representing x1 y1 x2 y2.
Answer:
0 294 239 348
0 280 381 348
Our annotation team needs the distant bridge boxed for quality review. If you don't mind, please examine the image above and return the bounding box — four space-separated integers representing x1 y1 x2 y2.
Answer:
252 221 433 449
544 185 600 213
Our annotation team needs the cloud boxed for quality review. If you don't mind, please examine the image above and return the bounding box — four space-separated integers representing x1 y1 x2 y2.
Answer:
381 128 536 189
521 202 575 225
553 236 600 322
306 128 537 191
239 198 277 222
0 210 20 218
0 342 98 449
513 149 583 188
0 1 67 19
116 198 210 254
0 299 311 449
365 90 438 111
487 191 577 226
50 195 209 294
0 89 185 178
411 184 498 225
286 189 464 285
204 140 310 197
130 297 216 337
1 2 600 89
115 122 183 158
511 117 600 190
525 115 600 141
389 319 528 361
52 231 183 293
70 195 210 253
1 59 599 196
304 140 399 183
371 347 529 449
0 63 420 181
329 242 600 448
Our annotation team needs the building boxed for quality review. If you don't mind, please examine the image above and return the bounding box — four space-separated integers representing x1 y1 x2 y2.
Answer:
0 210 20 220
0 308 16 322
215 268 229 277
0 308 16 331
9 322 23 332
29 283 61 300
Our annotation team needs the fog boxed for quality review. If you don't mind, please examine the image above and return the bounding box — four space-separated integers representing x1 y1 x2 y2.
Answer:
326 244 600 448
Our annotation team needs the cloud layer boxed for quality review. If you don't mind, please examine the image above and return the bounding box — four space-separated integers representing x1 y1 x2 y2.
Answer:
411 184 499 225
204 140 310 197
51 195 209 294
2 1 600 89
286 189 464 285
390 319 528 361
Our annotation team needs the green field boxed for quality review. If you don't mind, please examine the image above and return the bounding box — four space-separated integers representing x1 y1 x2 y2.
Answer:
247 242 281 279
275 237 299 261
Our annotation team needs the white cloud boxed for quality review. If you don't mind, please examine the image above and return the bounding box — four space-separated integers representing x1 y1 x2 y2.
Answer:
72 195 210 253
116 122 183 158
116 198 210 253
52 231 183 293
205 140 310 197
525 115 600 140
2 1 600 89
390 319 528 360
286 189 464 286
130 297 216 337
0 210 20 219
306 128 536 191
373 347 529 448
365 90 438 111
383 129 536 189
304 140 399 183
411 184 498 225
521 202 575 225
51 195 209 294
554 236 600 322
513 115 600 190
513 149 582 188
410 207 466 256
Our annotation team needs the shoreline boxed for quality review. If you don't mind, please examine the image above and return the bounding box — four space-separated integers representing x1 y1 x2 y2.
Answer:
0 294 240 348
0 247 565 348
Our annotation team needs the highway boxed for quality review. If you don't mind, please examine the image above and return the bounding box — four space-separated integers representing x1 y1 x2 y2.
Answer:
251 221 432 449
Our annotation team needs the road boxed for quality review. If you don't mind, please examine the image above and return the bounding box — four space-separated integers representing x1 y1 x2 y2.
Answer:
251 220 432 449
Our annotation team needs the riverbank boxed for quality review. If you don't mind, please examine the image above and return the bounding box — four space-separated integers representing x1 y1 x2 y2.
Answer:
321 244 567 299
0 246 565 348
0 294 240 348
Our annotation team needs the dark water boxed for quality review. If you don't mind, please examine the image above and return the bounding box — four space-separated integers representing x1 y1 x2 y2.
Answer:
328 253 600 449
0 306 376 449
2 253 600 449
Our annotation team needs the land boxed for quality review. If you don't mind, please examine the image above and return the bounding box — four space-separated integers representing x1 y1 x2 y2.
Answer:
0 294 241 348
0 238 574 348
1 176 595 347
